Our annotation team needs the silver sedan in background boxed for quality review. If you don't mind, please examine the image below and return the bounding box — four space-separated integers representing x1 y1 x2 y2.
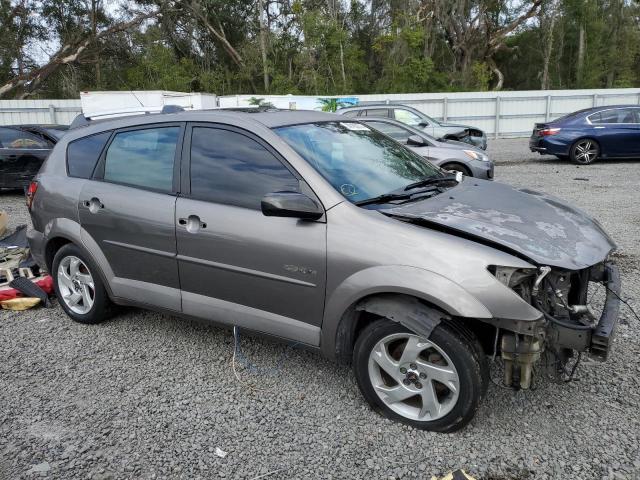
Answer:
358 117 494 180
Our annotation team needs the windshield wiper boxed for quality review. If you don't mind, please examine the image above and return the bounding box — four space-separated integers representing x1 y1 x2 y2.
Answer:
404 174 458 191
354 193 411 207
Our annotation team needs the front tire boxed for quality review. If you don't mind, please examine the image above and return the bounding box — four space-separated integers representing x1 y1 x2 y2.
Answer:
570 139 599 164
353 319 486 432
52 243 113 324
441 162 472 177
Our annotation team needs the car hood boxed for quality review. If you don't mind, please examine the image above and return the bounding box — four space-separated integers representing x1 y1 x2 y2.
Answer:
384 179 615 270
431 126 467 137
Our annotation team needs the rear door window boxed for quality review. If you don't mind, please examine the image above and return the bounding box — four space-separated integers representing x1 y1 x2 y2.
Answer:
189 126 299 210
364 109 390 118
103 126 180 192
67 131 111 178
0 128 50 149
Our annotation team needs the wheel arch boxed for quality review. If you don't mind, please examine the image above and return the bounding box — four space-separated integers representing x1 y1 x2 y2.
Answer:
440 161 472 176
42 218 115 297
320 265 493 362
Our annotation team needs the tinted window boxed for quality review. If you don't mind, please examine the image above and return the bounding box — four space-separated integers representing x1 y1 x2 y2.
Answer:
104 126 179 192
366 121 413 142
67 131 111 178
0 128 50 149
590 108 637 124
364 109 389 118
341 110 360 118
190 127 299 209
394 109 423 126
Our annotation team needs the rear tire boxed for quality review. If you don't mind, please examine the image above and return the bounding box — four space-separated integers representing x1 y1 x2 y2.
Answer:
570 139 599 165
52 243 113 324
353 319 486 432
441 162 472 177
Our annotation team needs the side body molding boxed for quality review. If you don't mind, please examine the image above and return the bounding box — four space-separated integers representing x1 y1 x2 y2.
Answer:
320 265 492 360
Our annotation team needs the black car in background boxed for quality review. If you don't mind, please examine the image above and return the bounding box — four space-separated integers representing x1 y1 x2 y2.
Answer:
0 125 67 189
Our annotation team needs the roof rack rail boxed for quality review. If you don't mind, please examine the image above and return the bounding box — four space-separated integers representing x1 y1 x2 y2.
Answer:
68 104 186 129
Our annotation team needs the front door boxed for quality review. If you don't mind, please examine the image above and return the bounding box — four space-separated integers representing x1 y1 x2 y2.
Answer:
176 123 327 345
79 124 184 311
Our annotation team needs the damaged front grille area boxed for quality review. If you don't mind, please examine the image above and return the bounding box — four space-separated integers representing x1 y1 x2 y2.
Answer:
490 260 621 388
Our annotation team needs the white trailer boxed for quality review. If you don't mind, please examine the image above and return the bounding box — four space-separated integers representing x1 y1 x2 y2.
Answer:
79 90 218 119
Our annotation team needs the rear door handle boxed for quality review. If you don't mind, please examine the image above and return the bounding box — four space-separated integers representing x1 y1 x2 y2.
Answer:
83 197 104 213
178 215 207 233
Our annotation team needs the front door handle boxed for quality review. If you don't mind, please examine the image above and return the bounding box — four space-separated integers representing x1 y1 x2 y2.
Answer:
178 215 207 233
83 197 104 213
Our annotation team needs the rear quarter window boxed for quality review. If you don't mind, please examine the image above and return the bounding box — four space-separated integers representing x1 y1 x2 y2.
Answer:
67 131 111 178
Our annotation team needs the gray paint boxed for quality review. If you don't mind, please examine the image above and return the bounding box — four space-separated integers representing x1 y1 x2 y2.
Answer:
28 109 616 360
385 178 616 270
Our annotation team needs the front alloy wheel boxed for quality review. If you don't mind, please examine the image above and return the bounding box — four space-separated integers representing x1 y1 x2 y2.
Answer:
368 333 459 422
353 320 486 432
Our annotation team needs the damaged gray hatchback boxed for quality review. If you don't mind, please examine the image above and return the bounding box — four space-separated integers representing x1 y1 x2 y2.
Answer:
27 110 621 432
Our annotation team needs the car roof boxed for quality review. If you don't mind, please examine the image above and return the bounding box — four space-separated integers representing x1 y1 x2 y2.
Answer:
338 103 415 111
69 109 347 133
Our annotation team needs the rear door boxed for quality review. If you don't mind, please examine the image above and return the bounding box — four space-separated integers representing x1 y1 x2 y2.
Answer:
78 123 184 311
175 123 327 345
588 108 640 157
0 127 51 188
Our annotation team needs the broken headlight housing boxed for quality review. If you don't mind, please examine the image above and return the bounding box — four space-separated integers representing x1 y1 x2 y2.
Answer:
489 266 537 303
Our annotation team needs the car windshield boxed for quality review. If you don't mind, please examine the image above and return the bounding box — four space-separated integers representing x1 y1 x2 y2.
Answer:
275 122 442 203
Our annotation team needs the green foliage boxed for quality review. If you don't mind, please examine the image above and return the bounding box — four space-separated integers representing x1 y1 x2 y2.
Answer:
2 0 640 98
317 98 350 112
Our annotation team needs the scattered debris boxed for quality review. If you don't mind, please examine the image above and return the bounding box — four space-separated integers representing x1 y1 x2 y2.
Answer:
431 470 476 480
0 210 7 237
1 297 41 311
0 220 53 310
27 461 51 474
214 447 228 458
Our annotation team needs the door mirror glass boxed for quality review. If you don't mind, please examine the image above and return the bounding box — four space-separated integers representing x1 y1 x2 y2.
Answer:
407 135 427 147
261 191 323 220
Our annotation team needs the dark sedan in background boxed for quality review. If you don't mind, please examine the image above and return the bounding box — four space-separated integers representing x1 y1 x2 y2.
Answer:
530 105 640 164
0 124 67 189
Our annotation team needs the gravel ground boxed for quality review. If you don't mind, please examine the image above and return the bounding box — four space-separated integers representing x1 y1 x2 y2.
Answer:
1 139 639 480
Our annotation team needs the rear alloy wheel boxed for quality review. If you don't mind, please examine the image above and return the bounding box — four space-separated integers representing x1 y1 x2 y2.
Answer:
353 320 486 432
570 139 599 165
52 243 114 324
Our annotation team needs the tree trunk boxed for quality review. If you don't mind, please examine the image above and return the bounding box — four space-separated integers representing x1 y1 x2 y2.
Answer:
0 10 158 99
540 4 557 90
576 21 585 86
257 0 269 92
91 0 101 88
488 58 504 91
339 42 346 92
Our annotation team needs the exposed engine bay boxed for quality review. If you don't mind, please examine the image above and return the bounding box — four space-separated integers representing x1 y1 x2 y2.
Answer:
492 261 621 389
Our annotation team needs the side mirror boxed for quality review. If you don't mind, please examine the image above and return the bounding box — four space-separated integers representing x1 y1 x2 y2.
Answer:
261 191 324 220
418 120 430 127
407 135 427 147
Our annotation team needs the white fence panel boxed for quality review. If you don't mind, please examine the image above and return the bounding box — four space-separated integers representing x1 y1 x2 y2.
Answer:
3 89 640 137
0 99 81 126
219 88 640 137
